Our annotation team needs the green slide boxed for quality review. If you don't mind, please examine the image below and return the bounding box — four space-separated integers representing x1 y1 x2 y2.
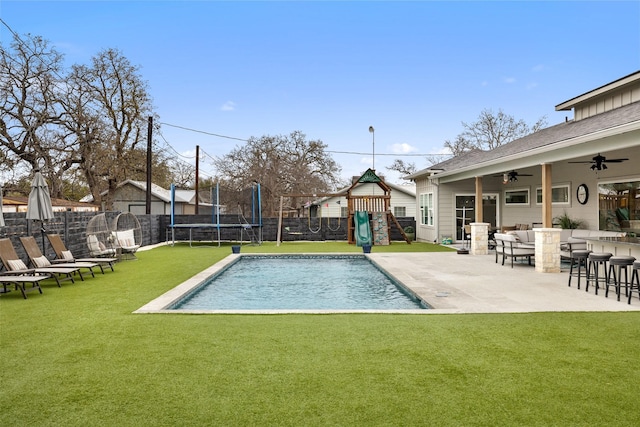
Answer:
354 210 372 247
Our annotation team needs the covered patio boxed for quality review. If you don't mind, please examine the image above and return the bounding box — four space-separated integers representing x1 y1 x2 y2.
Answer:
408 71 640 273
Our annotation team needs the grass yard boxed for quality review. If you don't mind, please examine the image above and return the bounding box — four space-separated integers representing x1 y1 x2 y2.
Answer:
1 241 639 426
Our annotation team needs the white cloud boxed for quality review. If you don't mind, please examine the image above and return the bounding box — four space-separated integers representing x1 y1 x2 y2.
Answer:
532 64 547 72
504 77 516 84
526 82 538 90
390 143 418 154
221 101 236 111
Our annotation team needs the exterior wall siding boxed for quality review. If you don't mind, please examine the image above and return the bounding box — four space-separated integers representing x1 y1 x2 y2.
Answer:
575 85 640 120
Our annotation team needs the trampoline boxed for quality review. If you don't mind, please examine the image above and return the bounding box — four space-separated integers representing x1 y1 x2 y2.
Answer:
168 182 262 247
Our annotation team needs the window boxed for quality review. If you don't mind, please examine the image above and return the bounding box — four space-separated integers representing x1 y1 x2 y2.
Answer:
394 206 406 217
505 188 529 205
598 180 640 233
420 193 434 226
340 206 348 217
536 184 570 205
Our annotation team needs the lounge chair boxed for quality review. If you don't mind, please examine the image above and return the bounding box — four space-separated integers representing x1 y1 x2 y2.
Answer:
0 275 47 299
0 238 77 286
47 233 116 273
19 236 98 280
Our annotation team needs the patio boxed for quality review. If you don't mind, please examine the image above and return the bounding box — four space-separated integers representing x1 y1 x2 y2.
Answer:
370 252 640 313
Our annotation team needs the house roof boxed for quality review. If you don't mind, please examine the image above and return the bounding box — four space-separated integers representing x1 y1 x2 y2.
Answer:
81 180 196 204
2 195 98 210
406 99 640 181
555 70 640 111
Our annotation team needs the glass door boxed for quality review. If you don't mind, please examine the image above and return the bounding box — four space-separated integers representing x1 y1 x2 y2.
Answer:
455 194 498 241
455 195 475 241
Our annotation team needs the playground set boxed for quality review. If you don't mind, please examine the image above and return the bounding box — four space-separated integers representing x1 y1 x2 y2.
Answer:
346 169 411 246
276 169 411 246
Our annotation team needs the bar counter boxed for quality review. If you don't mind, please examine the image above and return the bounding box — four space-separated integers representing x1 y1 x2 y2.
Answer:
584 236 640 258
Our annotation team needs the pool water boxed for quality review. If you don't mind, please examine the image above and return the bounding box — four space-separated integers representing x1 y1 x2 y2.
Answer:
170 255 428 310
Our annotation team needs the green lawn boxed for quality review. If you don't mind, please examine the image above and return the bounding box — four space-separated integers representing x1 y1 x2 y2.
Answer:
1 242 639 426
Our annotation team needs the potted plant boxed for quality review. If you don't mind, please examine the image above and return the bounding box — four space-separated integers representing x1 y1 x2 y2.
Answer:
553 211 585 229
403 225 415 241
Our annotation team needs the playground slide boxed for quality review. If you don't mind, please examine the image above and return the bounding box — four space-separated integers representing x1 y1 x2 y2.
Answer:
354 210 373 247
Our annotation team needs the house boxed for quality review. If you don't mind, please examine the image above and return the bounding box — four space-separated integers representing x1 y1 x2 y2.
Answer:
406 70 640 272
1 195 98 213
83 180 212 215
315 173 416 219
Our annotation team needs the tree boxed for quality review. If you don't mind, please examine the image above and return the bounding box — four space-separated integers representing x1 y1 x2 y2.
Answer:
444 109 547 155
0 33 71 197
386 159 417 177
1 34 168 204
212 131 342 216
63 48 154 208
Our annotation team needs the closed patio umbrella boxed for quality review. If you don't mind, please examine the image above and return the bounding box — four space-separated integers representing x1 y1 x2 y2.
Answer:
26 170 55 252
0 186 5 228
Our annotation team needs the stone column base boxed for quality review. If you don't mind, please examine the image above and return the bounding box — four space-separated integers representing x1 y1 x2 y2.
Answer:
470 222 490 255
534 228 561 273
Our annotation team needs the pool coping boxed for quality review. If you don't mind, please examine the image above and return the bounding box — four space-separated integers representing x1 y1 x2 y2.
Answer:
134 252 640 315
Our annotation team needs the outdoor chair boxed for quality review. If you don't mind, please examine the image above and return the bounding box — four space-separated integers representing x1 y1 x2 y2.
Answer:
463 225 471 248
0 275 46 299
0 238 77 287
111 213 142 260
493 233 535 268
86 213 117 257
47 233 116 273
19 236 97 280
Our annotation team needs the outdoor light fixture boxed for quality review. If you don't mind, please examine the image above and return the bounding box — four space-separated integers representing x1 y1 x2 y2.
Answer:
369 126 375 170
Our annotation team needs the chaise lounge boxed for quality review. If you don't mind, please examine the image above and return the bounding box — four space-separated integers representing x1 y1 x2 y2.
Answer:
47 233 117 273
0 238 78 287
19 236 98 280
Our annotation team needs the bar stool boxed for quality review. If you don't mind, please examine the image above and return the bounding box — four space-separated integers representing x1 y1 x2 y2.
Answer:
568 250 591 289
605 256 636 301
628 261 640 305
586 252 612 295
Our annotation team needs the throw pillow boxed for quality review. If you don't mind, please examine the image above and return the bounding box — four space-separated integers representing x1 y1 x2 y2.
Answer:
33 255 51 268
506 231 521 242
7 259 28 271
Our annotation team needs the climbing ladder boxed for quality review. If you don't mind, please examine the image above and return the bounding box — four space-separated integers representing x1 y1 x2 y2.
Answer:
238 212 261 245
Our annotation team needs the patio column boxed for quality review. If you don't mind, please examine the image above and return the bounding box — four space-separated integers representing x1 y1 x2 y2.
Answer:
470 222 490 255
541 163 552 227
534 163 560 272
534 228 561 273
475 176 483 223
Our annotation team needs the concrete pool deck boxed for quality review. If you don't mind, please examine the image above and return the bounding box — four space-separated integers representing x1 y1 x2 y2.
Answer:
369 252 640 314
135 250 640 314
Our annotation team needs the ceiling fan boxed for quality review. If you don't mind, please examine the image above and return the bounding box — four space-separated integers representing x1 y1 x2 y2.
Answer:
493 170 532 183
568 153 629 171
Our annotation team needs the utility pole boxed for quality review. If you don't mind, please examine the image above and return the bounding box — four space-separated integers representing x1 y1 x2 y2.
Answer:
195 145 199 215
146 116 152 215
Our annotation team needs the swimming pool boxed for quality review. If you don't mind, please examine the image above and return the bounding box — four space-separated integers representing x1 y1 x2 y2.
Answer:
149 255 429 312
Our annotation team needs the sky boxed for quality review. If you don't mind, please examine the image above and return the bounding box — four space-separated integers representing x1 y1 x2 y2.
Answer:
1 0 639 186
